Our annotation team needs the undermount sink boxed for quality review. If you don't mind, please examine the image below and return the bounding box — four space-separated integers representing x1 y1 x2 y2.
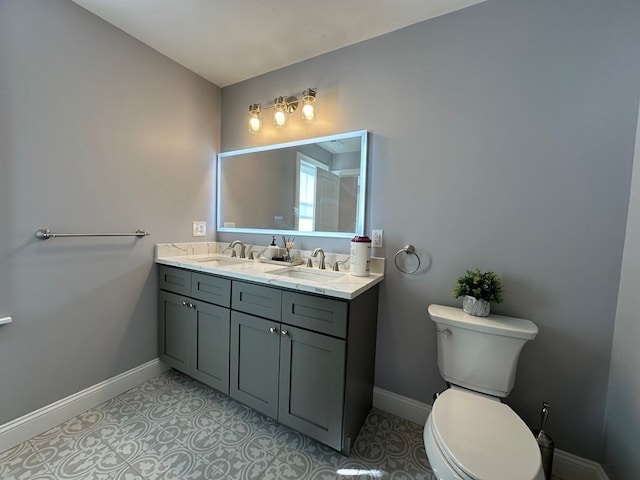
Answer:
193 256 251 267
267 266 345 283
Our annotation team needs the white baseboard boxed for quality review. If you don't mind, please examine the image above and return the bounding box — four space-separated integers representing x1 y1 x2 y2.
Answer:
0 358 170 454
372 387 610 480
373 386 432 425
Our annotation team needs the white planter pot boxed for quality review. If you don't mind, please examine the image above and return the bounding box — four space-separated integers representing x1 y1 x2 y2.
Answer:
462 295 490 317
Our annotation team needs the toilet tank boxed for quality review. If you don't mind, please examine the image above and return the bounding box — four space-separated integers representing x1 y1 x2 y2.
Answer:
428 304 538 398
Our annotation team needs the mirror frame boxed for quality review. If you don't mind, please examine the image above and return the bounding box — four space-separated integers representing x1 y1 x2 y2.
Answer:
217 130 368 238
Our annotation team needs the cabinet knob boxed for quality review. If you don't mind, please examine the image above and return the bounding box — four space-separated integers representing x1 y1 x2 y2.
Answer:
269 327 278 334
189 303 196 309
182 301 188 306
281 330 289 336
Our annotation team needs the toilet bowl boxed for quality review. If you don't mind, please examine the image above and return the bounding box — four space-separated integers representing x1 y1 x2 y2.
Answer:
424 387 545 480
424 305 544 480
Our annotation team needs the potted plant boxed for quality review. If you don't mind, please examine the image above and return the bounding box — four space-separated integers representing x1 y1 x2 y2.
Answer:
453 268 504 317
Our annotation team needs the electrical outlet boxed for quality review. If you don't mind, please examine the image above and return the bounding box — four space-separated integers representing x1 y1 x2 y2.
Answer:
192 221 206 237
372 229 383 247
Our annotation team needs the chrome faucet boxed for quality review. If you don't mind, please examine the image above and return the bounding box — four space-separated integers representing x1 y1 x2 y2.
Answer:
311 248 326 269
228 240 246 258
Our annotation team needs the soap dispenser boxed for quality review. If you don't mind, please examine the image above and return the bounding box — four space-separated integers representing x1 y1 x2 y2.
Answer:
267 236 279 260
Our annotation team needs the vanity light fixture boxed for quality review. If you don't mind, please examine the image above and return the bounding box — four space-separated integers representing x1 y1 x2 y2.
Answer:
248 88 317 134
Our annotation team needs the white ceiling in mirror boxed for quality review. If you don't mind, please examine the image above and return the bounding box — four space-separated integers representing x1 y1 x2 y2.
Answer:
318 137 361 155
69 0 488 87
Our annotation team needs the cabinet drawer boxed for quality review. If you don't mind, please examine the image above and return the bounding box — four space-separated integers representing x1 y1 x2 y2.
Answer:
232 281 281 321
158 265 191 296
191 272 231 307
282 291 348 338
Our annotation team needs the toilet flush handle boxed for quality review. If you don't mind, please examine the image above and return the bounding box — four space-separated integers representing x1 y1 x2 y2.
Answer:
436 329 452 337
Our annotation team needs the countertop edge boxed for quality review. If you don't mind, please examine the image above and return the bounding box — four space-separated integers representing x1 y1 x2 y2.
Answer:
155 257 384 300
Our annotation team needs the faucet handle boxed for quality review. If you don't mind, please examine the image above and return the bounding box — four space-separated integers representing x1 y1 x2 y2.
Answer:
306 258 313 268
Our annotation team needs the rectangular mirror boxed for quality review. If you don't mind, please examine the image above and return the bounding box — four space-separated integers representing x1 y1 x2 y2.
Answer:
217 130 368 238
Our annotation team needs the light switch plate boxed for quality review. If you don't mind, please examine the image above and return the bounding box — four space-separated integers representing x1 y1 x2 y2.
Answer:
192 221 206 237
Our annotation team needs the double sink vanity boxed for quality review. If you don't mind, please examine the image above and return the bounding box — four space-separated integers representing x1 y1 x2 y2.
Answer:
155 241 384 455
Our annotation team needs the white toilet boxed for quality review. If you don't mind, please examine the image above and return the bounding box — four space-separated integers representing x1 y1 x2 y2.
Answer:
424 304 545 480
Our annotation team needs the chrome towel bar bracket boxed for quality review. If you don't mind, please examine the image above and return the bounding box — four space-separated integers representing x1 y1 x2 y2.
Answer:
35 228 150 240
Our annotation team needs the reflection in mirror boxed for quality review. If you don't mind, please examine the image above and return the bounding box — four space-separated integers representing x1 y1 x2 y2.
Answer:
217 131 368 238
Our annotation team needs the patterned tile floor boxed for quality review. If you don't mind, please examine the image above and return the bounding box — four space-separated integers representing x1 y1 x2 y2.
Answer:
1 369 435 480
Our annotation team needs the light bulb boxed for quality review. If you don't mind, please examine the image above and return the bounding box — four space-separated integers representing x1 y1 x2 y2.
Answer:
274 110 286 127
273 97 287 128
301 88 316 123
302 103 315 122
248 104 262 134
249 116 261 132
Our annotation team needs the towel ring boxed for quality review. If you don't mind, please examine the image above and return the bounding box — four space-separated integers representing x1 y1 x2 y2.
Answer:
394 244 421 274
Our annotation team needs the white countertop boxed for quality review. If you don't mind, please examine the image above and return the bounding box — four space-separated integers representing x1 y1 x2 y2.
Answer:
156 243 384 300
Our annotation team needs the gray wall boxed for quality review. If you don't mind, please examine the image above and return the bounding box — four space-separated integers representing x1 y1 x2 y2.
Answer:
220 0 640 461
602 103 640 479
0 0 220 423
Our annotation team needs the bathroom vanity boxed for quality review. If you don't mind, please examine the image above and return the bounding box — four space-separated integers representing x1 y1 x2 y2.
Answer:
155 244 384 455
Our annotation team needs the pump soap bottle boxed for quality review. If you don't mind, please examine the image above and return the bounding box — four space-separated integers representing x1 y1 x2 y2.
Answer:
267 236 279 260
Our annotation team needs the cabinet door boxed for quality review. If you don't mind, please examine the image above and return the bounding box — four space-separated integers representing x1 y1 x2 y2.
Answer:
229 311 280 419
158 290 194 374
191 301 230 394
278 325 346 451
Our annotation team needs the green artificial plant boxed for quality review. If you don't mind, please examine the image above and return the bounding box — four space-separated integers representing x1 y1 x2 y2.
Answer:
453 268 505 303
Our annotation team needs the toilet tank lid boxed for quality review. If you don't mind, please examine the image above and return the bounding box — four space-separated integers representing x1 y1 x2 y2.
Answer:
428 304 538 340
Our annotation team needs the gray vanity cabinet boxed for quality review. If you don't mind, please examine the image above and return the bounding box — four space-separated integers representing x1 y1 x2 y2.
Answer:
158 266 231 393
159 265 379 456
229 287 347 451
229 281 356 453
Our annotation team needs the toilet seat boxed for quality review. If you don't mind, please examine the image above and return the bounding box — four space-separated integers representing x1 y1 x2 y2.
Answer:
429 388 543 480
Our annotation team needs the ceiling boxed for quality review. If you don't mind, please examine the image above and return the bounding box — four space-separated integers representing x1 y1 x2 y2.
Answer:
70 0 487 87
